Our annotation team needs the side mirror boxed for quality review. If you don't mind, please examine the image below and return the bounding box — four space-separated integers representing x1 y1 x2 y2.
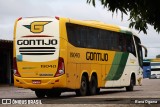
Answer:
139 44 148 57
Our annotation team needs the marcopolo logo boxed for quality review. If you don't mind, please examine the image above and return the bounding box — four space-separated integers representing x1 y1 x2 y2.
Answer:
23 21 52 33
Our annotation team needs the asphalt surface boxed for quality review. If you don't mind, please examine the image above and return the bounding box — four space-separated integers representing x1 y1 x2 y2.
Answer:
0 78 160 106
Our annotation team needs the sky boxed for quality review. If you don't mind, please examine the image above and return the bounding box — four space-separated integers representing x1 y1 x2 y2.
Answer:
0 0 160 59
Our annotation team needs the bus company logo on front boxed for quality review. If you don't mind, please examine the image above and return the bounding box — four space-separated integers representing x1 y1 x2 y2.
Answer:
23 21 52 33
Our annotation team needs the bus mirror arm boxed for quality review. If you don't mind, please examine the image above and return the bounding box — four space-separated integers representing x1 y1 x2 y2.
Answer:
138 44 148 57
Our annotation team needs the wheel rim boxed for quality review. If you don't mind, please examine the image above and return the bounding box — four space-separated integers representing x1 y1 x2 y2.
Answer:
81 80 86 92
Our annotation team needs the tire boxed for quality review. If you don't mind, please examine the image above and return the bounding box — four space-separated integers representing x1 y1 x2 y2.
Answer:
46 89 61 98
35 90 46 98
126 77 134 91
96 88 100 94
75 75 88 96
89 76 98 95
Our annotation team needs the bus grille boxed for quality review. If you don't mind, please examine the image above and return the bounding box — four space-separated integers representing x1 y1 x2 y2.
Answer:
19 47 56 55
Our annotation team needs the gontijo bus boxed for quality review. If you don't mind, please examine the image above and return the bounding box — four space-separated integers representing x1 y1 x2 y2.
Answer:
13 16 147 98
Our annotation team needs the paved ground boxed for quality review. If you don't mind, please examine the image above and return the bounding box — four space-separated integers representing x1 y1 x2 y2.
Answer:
0 78 160 106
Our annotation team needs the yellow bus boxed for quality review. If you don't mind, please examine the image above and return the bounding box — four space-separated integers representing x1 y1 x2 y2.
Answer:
13 16 147 98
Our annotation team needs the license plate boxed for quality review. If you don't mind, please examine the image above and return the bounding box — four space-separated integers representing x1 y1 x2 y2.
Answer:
32 80 41 84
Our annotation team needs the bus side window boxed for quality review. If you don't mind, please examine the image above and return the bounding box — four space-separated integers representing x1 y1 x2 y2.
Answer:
75 27 81 46
84 27 98 49
131 36 136 56
99 30 109 50
118 34 123 51
80 27 87 48
111 32 120 51
135 36 143 67
66 24 78 46
126 36 132 52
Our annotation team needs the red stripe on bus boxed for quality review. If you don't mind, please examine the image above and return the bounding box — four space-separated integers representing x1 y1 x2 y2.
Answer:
22 35 54 38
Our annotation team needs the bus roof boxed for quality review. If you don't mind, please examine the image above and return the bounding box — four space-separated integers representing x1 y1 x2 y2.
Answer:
19 16 139 38
66 17 139 37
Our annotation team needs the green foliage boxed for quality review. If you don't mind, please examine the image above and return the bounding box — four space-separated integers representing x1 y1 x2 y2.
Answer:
87 0 160 34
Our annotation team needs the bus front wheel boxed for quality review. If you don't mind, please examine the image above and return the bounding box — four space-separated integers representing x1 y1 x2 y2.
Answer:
126 76 134 91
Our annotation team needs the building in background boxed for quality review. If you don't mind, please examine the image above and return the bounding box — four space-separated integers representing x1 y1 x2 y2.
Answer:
0 39 13 85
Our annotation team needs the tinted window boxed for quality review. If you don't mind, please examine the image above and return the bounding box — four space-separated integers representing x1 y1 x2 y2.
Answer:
151 68 160 71
151 63 160 66
99 30 111 50
143 62 150 66
87 28 98 48
66 24 77 46
66 23 136 56
134 36 143 67
126 35 136 56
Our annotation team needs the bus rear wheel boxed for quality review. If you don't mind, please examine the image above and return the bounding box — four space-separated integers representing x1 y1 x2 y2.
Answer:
89 75 98 95
75 75 88 96
35 90 46 98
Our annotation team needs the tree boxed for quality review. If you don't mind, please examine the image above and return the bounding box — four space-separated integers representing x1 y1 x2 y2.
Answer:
86 0 160 34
